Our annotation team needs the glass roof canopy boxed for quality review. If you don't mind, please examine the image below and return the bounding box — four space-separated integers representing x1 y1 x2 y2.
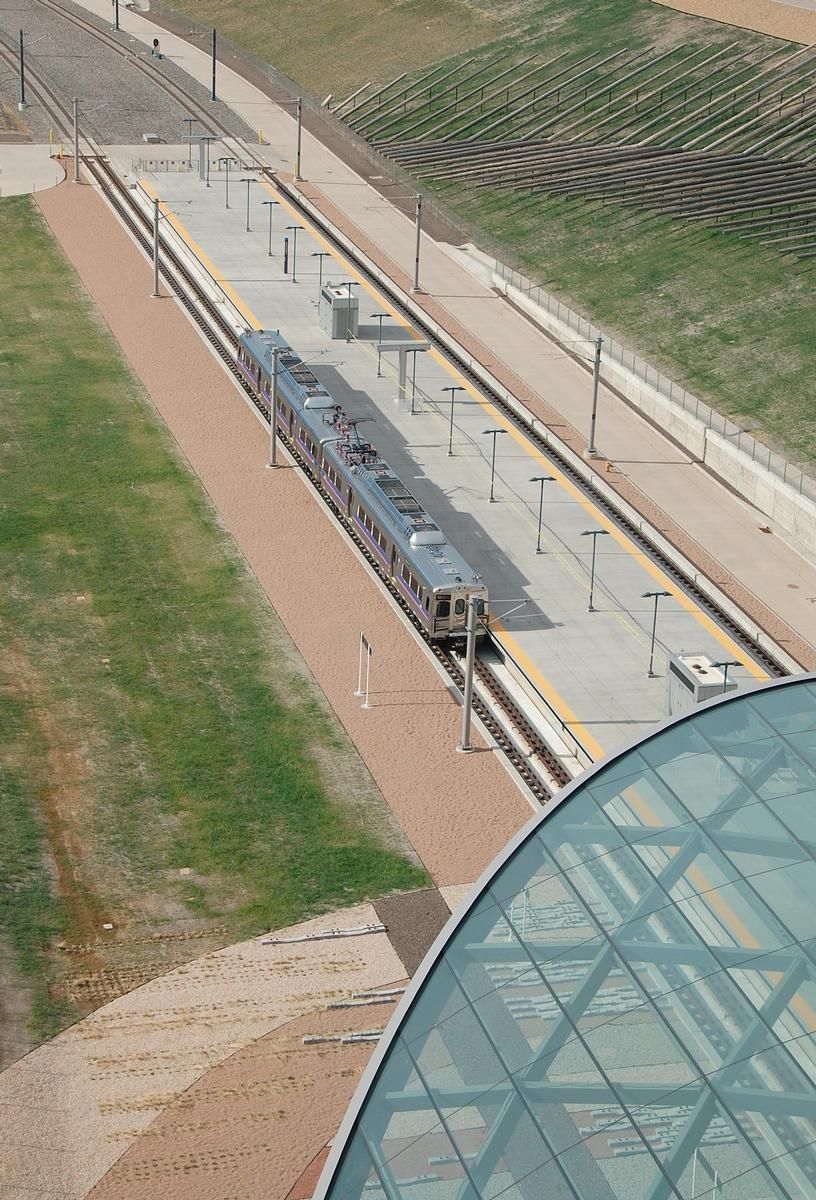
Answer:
316 676 816 1200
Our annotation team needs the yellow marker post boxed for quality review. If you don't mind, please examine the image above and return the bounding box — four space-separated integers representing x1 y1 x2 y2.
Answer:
258 127 263 144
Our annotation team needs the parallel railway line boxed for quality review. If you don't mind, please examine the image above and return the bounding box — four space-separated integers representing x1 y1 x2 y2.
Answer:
4 2 799 805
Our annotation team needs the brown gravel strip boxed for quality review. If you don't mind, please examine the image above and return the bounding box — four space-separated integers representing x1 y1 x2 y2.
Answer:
652 0 816 43
35 179 531 888
374 887 453 976
296 180 816 671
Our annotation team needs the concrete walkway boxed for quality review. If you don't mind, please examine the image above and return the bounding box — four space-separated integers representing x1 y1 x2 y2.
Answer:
0 143 64 196
652 0 816 41
0 905 405 1200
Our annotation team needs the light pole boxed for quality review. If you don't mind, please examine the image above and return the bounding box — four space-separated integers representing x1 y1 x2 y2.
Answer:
218 156 237 208
581 529 609 612
483 428 506 502
411 194 423 293
285 224 303 282
210 27 217 102
530 475 554 554
370 313 391 376
586 334 603 458
642 590 671 678
345 281 360 340
240 177 255 231
442 385 465 456
151 196 161 298
312 251 331 308
262 199 279 255
712 660 741 694
112 0 119 31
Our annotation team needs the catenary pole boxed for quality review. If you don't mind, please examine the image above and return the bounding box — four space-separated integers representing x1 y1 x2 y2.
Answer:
72 97 80 182
457 598 478 752
587 334 603 457
152 197 160 297
411 195 423 292
18 31 26 109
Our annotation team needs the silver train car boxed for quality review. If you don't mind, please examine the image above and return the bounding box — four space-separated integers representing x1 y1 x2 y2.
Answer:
237 328 487 640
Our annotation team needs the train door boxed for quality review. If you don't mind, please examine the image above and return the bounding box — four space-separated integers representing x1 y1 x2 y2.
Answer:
452 595 467 634
434 593 451 638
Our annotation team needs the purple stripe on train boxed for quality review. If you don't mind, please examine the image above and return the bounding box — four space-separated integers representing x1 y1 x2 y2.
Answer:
322 473 347 509
352 515 390 569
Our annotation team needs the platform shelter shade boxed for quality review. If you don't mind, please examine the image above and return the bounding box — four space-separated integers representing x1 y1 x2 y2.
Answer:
317 675 816 1200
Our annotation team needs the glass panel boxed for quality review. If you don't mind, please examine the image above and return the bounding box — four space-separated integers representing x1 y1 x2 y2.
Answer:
749 685 816 736
322 681 816 1200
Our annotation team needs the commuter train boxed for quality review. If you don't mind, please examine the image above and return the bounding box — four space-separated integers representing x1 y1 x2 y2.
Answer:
237 328 487 640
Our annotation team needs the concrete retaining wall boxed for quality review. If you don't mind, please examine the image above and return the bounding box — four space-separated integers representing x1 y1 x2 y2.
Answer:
495 274 816 557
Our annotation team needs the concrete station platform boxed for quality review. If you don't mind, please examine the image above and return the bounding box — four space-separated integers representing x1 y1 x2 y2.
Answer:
106 155 772 758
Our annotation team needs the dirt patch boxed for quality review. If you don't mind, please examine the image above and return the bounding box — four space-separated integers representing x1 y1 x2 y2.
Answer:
651 0 816 42
374 887 453 976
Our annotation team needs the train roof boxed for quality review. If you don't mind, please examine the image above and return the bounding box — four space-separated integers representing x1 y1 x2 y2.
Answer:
240 328 332 408
324 440 483 593
240 329 484 594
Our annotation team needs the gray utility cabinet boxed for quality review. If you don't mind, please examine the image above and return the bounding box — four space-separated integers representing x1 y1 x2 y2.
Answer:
320 285 359 340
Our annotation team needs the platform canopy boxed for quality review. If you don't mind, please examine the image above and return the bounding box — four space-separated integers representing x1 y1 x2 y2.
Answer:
316 674 816 1200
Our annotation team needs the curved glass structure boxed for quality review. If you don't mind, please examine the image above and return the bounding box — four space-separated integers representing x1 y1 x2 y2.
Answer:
318 676 816 1200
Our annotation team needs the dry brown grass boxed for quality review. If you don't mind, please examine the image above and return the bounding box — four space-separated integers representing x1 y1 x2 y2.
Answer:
167 0 514 96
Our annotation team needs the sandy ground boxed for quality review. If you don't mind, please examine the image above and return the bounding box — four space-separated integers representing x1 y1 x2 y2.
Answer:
35 177 531 890
0 904 405 1200
651 0 816 41
87 995 405 1200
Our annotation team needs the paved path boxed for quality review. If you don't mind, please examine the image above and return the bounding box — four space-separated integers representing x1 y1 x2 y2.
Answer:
652 0 816 40
0 904 405 1200
0 144 63 196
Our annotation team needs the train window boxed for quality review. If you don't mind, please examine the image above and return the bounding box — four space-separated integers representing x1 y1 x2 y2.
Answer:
455 599 466 616
474 598 485 616
437 599 451 619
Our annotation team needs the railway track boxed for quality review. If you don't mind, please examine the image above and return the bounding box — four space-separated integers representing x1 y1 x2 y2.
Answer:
25 0 796 688
7 0 797 802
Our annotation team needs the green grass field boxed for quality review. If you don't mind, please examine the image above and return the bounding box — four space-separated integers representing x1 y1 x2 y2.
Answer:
163 0 816 467
440 186 816 463
0 197 425 1046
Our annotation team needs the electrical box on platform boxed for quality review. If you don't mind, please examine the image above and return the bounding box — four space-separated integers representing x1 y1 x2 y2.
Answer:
320 284 359 341
666 653 738 717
